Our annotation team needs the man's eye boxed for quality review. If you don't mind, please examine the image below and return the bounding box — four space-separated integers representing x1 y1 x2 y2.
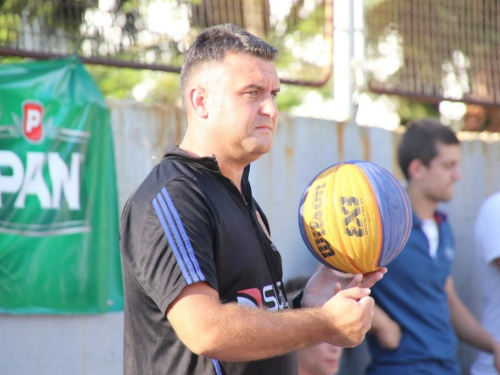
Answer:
271 92 279 99
247 91 258 96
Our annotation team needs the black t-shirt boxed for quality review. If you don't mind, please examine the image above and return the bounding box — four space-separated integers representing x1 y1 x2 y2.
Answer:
120 146 297 375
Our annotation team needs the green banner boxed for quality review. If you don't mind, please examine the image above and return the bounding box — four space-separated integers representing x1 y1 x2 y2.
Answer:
0 56 123 314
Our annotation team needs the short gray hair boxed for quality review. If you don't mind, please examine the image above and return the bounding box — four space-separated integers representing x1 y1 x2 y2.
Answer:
180 24 278 105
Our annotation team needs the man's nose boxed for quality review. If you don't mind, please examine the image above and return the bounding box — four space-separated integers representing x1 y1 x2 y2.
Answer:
260 96 279 118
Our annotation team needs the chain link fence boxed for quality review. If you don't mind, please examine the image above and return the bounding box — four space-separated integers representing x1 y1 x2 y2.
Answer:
0 0 332 86
2 0 499 103
365 0 500 106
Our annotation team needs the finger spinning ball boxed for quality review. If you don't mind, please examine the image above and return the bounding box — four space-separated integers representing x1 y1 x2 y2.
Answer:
298 160 412 275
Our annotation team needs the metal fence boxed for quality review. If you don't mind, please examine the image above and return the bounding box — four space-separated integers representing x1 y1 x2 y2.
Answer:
2 0 499 102
365 0 500 107
0 0 332 86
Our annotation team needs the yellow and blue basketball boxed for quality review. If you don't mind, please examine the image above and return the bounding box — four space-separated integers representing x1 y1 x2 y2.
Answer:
298 160 412 275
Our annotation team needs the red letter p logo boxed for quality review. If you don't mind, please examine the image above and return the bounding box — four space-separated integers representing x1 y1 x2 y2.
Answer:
23 102 43 143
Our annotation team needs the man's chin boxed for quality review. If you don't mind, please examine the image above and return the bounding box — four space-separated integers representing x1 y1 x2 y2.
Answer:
439 192 454 203
245 140 273 156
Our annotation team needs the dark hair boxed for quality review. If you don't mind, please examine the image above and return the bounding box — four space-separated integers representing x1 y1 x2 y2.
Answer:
398 118 460 180
180 24 278 105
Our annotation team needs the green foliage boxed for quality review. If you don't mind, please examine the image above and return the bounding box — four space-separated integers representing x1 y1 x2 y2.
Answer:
0 56 23 64
0 0 97 33
0 57 144 100
0 0 441 123
85 65 144 99
0 11 20 44
140 71 181 104
86 65 182 104
276 85 308 112
271 3 329 83
396 97 439 125
278 73 333 112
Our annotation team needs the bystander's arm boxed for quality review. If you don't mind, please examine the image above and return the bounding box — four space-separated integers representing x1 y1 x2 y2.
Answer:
445 275 500 373
369 304 402 349
494 258 500 272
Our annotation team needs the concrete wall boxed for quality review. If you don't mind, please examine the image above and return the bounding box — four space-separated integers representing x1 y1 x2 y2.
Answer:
1 100 499 375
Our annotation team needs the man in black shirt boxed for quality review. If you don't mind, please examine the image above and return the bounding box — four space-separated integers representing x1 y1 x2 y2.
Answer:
120 23 385 375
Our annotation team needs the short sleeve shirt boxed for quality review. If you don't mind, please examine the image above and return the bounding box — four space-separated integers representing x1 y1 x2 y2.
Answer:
120 146 297 375
367 211 460 375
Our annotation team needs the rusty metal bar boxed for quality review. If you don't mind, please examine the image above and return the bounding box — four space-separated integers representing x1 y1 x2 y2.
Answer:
369 84 500 108
0 0 333 88
0 46 182 73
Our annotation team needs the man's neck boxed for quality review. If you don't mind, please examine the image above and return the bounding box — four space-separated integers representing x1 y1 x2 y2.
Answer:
406 185 438 220
179 140 245 193
217 159 245 192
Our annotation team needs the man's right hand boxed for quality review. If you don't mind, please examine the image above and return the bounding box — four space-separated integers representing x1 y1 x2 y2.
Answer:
167 280 378 362
321 284 375 347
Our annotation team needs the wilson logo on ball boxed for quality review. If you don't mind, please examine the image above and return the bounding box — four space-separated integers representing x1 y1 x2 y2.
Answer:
298 160 412 275
309 183 336 259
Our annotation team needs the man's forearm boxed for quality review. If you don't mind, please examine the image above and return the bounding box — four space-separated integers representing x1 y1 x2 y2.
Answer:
188 302 333 361
167 282 373 362
447 277 497 353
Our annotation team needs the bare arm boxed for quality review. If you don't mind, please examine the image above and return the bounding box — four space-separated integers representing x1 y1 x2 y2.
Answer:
167 280 374 362
446 276 500 372
369 304 402 349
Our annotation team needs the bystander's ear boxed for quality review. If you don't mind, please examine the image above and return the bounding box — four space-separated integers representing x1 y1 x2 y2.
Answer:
408 158 425 181
189 86 209 119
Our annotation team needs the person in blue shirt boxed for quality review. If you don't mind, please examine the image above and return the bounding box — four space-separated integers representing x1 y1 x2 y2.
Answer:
366 118 500 374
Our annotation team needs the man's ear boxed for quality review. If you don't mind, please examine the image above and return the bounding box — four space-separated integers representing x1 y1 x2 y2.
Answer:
189 86 209 119
408 158 424 180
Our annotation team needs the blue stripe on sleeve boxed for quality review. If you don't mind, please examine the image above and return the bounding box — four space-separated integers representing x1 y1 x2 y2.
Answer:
160 187 205 281
152 188 205 284
212 359 223 375
155 195 200 282
152 198 193 284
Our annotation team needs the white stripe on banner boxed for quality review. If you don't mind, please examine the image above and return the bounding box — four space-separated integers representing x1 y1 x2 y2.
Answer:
152 188 205 285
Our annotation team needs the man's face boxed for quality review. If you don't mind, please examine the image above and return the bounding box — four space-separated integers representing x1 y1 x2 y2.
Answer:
419 142 462 203
202 53 280 163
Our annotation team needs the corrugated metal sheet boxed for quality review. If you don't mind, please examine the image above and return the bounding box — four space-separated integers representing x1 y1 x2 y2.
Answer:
107 99 187 211
110 100 500 302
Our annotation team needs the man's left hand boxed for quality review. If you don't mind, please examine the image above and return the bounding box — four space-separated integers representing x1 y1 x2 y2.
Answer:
302 265 386 308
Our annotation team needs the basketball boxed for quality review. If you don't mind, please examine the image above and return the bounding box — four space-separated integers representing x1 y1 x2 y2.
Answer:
298 160 412 275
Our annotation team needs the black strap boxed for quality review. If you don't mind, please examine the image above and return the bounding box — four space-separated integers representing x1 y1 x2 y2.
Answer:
291 290 304 309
